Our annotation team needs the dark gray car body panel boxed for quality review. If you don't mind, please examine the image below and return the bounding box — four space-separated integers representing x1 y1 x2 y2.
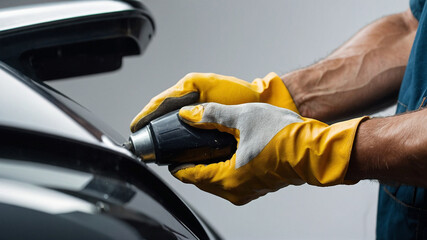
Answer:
0 1 221 239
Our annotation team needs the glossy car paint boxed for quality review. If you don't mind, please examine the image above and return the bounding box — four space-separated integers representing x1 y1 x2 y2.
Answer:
0 1 135 31
0 0 155 81
0 54 219 240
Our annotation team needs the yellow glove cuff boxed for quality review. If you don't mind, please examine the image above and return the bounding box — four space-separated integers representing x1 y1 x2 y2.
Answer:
274 116 369 186
251 72 299 114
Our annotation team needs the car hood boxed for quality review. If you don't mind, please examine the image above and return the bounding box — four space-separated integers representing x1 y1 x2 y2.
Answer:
0 63 129 154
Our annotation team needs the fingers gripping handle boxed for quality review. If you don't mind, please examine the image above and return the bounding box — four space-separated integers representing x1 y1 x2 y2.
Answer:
127 110 237 165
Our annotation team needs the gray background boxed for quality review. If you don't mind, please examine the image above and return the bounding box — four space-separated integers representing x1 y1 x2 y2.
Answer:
6 0 408 239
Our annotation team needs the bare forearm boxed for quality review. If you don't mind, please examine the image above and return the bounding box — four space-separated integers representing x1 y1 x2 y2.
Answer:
346 108 427 186
282 9 418 121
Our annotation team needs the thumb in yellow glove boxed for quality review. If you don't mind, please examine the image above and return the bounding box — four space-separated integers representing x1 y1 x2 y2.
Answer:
173 102 368 205
130 72 297 132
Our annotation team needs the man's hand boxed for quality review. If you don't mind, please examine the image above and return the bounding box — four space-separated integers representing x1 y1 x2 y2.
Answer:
129 8 422 204
172 103 367 205
130 72 298 132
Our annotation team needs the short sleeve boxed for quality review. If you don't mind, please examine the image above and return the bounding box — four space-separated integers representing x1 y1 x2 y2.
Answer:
410 0 426 21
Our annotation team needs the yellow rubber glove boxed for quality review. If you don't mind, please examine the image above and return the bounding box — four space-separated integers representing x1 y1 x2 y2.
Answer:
130 72 297 132
173 103 368 205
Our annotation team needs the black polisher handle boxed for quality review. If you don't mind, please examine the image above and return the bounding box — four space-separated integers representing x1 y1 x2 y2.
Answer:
149 110 237 165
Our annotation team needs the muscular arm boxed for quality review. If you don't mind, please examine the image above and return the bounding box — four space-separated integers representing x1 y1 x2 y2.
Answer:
282 9 426 185
346 108 427 186
282 9 418 122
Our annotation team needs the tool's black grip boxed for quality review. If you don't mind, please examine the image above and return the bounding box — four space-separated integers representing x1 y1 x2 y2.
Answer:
149 110 237 165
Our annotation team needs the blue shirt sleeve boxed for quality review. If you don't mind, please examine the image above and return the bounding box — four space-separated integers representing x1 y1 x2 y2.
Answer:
410 0 425 21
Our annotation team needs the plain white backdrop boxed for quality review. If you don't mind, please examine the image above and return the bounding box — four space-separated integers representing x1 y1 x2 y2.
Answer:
5 0 408 239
